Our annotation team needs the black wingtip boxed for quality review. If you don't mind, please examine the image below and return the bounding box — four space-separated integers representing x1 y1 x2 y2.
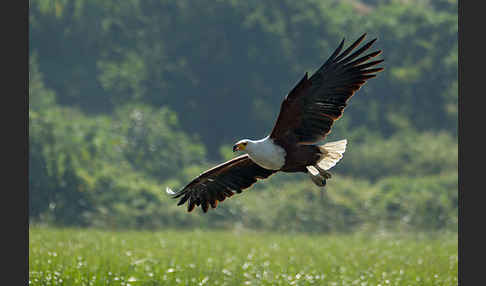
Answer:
334 33 369 63
187 198 196 212
177 193 190 206
361 38 377 52
355 33 367 46
358 33 367 41
202 201 209 213
331 38 345 59
368 50 382 58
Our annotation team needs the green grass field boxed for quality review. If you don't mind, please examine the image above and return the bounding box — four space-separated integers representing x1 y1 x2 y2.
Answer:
29 227 457 285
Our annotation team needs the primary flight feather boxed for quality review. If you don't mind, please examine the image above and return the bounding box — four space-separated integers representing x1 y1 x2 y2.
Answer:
168 33 384 213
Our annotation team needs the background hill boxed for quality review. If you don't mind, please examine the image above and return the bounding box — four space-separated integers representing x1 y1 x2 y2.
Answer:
29 0 458 233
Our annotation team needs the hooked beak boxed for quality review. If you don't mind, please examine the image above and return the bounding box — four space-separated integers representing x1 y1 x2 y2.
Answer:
233 142 247 152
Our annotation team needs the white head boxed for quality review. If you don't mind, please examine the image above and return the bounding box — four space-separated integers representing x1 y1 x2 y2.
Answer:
232 139 253 153
231 136 286 170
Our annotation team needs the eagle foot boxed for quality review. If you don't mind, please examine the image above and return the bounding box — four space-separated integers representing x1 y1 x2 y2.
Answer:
315 165 332 180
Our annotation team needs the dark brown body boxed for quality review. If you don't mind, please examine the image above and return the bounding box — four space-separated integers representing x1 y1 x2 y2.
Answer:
279 144 322 173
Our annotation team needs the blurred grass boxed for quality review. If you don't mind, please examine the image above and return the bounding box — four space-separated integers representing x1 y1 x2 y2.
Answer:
29 227 457 285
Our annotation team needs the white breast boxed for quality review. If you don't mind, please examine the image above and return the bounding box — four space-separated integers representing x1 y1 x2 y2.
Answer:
246 136 286 170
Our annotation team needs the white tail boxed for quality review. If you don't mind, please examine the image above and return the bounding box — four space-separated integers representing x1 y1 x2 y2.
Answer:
317 139 347 170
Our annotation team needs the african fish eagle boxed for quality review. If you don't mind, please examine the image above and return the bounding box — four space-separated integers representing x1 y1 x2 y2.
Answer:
167 33 384 213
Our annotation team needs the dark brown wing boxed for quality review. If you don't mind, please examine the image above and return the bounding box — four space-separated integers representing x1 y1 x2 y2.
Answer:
168 155 276 213
269 33 384 145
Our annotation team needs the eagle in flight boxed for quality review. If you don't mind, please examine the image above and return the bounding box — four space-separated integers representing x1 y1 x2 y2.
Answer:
167 33 384 213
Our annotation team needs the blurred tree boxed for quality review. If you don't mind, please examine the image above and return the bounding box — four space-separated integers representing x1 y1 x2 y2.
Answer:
341 130 458 181
30 0 457 159
30 0 113 113
29 53 58 219
29 53 207 226
112 104 206 181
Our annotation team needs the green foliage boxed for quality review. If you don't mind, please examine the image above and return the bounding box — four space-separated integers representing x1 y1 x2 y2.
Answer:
29 53 56 112
370 172 458 231
29 56 206 227
223 178 365 233
30 0 457 156
29 104 103 225
29 0 458 233
341 130 458 181
111 104 206 180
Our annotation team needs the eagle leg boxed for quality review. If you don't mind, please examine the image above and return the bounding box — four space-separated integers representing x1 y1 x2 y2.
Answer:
315 165 332 180
306 166 328 187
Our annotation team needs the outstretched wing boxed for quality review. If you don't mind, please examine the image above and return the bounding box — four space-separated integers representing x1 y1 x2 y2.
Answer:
168 155 276 213
269 33 384 145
